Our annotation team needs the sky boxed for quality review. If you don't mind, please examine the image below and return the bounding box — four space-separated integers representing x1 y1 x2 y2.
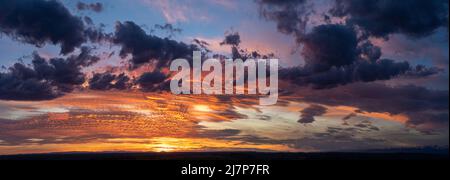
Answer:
0 0 448 155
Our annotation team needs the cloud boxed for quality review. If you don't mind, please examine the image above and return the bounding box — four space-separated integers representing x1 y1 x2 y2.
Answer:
404 65 444 78
220 32 243 59
257 0 311 42
192 128 241 138
301 24 358 72
295 82 449 132
209 0 237 9
298 104 327 124
330 0 449 38
0 72 59 101
76 2 103 13
0 47 100 100
141 0 189 23
218 32 276 60
220 32 241 46
0 0 87 54
191 37 229 55
136 71 167 91
356 41 381 62
154 23 182 38
257 0 440 88
89 72 131 90
282 59 439 89
256 0 448 88
113 21 198 69
280 24 441 89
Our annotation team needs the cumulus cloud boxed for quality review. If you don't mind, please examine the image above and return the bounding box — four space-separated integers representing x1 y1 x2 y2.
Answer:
136 71 167 91
293 59 412 89
89 72 131 90
404 65 444 78
257 1 445 88
113 21 198 69
220 32 241 46
330 0 449 38
154 23 182 38
0 47 100 100
0 71 59 101
301 24 358 72
280 24 441 89
257 0 311 42
0 0 87 54
219 32 275 60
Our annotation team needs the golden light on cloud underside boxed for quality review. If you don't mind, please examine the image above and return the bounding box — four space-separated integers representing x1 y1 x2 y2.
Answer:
0 90 445 155
331 106 409 124
0 91 286 154
0 137 294 155
193 105 213 112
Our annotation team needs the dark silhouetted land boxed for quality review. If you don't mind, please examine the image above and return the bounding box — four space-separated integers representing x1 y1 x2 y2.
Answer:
0 151 448 160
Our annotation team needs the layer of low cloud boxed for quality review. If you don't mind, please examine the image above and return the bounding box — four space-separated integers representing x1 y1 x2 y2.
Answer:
295 82 449 133
298 104 327 124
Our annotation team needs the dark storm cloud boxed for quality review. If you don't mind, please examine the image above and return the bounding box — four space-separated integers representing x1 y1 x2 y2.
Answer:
66 46 101 67
257 1 445 88
0 0 87 54
0 47 100 100
29 47 99 88
298 104 327 124
257 0 310 42
330 0 449 38
83 15 112 43
114 73 133 90
0 72 59 101
302 24 358 72
280 24 440 89
301 83 449 114
282 59 438 89
77 2 103 13
357 42 381 62
405 65 444 78
297 82 449 132
88 72 131 90
113 21 198 69
136 71 167 92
